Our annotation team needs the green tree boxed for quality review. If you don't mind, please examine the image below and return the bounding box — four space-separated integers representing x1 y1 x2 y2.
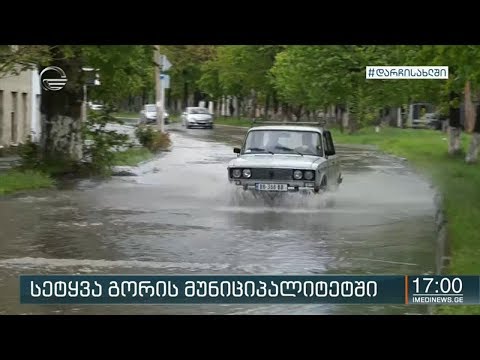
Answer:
1 45 156 164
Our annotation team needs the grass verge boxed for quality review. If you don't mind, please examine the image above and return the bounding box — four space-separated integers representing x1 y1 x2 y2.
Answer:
112 111 139 119
0 169 54 195
112 147 155 166
214 117 252 127
331 127 480 314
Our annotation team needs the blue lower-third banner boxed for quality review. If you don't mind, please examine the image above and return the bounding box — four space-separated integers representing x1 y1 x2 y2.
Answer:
19 275 480 305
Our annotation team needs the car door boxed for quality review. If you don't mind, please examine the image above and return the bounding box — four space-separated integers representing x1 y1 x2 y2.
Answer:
323 130 339 186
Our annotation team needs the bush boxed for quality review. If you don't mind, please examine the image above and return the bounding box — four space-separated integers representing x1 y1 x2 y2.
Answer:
135 126 172 153
82 106 131 175
17 139 42 168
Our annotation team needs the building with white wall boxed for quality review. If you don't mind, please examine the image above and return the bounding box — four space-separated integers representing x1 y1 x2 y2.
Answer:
0 66 41 147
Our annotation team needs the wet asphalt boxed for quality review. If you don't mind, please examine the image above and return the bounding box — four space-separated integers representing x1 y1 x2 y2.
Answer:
0 123 437 314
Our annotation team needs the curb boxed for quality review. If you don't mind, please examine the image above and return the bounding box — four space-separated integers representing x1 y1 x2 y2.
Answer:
111 149 170 176
434 192 450 276
426 191 450 315
214 124 249 129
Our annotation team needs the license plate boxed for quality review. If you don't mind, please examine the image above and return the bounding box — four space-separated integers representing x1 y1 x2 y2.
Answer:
255 183 288 191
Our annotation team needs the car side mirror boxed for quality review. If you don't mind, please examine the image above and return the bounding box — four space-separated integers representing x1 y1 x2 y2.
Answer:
140 110 145 114
233 147 241 154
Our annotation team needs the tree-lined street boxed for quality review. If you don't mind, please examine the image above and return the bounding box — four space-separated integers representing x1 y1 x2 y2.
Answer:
0 124 436 314
2 45 480 314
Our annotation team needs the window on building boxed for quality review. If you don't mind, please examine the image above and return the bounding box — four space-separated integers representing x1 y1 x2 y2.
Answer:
22 93 28 141
0 90 3 142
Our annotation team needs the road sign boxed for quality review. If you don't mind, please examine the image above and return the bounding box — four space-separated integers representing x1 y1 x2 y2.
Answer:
160 74 170 89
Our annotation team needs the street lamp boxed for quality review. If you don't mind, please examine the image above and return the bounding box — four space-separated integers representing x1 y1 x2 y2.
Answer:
81 67 101 123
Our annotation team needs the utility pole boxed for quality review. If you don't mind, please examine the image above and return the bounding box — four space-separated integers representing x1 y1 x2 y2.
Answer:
154 45 165 133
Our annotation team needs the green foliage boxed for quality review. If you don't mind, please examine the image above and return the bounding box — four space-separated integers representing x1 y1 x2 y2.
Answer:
0 169 54 195
161 45 217 100
112 147 154 166
17 138 80 177
135 126 172 153
82 105 131 175
197 45 284 100
0 45 51 77
81 45 155 104
17 139 42 168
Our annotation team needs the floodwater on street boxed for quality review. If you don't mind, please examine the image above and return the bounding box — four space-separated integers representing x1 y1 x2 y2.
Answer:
0 123 437 314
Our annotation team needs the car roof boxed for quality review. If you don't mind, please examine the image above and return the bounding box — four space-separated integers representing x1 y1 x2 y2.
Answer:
248 125 324 133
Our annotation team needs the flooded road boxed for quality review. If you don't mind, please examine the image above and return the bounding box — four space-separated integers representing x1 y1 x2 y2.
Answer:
0 124 436 314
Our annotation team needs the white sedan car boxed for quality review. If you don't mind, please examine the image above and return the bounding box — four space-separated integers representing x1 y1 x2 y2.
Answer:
181 107 214 129
139 104 169 124
228 124 342 195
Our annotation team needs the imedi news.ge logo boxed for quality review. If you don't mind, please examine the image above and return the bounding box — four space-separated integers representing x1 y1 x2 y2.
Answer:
39 66 68 91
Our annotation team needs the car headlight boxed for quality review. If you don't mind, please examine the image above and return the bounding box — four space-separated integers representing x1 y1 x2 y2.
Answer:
293 170 303 180
232 169 242 178
304 171 314 180
242 169 251 178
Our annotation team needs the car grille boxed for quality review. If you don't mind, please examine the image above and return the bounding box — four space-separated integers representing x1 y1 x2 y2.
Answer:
250 168 293 180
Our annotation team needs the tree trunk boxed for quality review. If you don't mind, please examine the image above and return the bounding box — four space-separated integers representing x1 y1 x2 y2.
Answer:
176 98 182 113
336 105 346 133
264 93 270 121
272 93 279 117
216 98 221 116
466 101 480 163
141 90 147 110
348 110 357 134
233 96 239 118
466 133 480 163
40 47 84 162
448 92 462 155
194 90 202 107
343 105 350 132
251 90 257 119
183 82 189 109
294 105 303 121
464 80 475 133
448 126 462 155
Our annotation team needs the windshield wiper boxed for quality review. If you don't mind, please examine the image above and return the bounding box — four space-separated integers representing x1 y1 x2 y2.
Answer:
274 146 304 156
247 147 274 154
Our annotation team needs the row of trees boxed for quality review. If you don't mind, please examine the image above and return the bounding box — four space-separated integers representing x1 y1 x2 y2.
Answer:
2 45 480 165
0 45 156 164
157 46 480 129
164 45 480 160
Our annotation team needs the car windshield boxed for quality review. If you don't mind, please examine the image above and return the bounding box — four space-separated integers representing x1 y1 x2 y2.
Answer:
146 105 156 112
189 108 209 114
243 130 323 156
